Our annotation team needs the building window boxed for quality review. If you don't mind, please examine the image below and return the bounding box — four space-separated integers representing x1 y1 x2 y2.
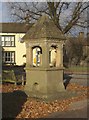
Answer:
1 35 15 46
3 51 15 64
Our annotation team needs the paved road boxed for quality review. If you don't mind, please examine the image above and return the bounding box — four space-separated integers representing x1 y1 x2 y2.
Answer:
64 72 88 87
47 99 88 118
47 72 89 118
47 106 87 118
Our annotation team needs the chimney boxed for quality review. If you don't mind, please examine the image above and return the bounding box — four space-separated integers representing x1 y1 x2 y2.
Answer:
79 32 84 40
87 33 89 39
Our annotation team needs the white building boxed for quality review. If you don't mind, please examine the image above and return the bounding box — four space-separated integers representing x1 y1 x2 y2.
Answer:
0 23 32 66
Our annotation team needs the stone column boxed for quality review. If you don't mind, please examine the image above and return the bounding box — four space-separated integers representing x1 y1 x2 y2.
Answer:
26 44 32 67
56 44 63 67
42 42 49 68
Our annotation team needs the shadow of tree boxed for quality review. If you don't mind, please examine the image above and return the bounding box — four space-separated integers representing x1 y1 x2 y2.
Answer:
2 90 27 119
63 73 73 89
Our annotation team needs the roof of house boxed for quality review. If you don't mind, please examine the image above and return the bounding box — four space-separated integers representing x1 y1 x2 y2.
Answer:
0 23 33 33
22 15 66 40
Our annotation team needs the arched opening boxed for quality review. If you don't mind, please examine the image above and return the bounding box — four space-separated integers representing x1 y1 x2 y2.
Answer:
32 46 42 67
49 45 57 67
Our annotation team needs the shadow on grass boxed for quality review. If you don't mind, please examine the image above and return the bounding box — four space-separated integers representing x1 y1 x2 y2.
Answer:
2 90 27 119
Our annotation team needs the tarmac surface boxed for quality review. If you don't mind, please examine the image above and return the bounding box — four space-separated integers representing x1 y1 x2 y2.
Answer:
47 106 88 118
47 72 89 118
64 72 88 87
47 99 88 118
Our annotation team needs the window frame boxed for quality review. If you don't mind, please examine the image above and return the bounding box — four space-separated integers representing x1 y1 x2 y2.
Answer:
2 51 15 64
1 35 15 47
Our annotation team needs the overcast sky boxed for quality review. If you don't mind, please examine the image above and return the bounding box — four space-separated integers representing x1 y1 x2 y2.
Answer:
0 3 2 22
0 2 12 22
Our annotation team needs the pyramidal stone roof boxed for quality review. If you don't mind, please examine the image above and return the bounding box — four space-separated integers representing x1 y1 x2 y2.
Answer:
22 15 66 40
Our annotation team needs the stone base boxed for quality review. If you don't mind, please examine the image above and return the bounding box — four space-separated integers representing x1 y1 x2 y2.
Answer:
24 68 70 101
25 68 65 94
24 89 78 102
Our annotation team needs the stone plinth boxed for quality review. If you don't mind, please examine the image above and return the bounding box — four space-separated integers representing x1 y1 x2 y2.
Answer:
25 67 65 100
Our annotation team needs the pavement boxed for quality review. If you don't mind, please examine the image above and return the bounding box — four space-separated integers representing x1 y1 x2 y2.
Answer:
47 106 87 118
47 99 88 118
47 72 89 118
64 72 88 87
